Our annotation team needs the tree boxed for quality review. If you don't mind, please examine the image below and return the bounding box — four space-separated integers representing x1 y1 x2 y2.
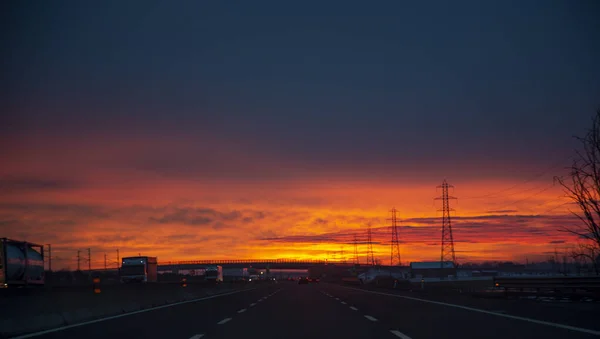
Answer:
570 243 599 275
556 109 600 275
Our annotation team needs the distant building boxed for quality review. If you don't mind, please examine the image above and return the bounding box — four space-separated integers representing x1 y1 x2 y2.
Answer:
410 261 456 278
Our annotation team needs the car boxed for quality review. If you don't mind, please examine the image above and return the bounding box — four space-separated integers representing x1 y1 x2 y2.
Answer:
298 277 309 285
308 277 320 283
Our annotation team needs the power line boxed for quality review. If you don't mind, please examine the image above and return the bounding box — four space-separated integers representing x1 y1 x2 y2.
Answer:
485 183 557 213
461 157 572 200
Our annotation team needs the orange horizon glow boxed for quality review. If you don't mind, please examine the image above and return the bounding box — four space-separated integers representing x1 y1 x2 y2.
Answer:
0 166 582 270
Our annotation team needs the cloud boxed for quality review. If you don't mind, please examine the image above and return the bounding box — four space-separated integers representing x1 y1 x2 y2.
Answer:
0 177 79 192
549 240 566 244
485 209 518 214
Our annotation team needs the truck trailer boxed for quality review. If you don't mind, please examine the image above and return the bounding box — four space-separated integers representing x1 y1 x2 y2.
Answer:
0 238 45 287
204 265 223 283
120 256 157 283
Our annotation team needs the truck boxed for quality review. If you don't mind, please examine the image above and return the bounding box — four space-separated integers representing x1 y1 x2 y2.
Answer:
120 256 157 283
204 265 223 283
0 238 45 287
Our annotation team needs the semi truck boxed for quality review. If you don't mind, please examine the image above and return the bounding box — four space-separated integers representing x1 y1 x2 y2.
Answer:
120 256 157 283
0 238 45 287
204 265 223 283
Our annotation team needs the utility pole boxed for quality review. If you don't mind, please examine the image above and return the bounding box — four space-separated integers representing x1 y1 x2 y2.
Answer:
366 225 375 266
104 253 107 270
436 180 457 267
46 244 52 272
353 234 359 265
389 207 402 266
88 248 91 271
117 249 120 268
77 250 81 271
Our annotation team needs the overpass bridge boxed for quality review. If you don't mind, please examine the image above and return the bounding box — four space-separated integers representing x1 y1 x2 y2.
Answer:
158 259 355 271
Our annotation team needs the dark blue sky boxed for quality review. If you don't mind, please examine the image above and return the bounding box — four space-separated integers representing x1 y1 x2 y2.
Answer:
2 0 599 181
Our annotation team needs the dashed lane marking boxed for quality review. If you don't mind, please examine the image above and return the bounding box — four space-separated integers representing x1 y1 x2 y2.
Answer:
390 330 412 339
237 308 247 313
350 306 358 311
250 303 257 307
217 318 232 325
189 335 204 339
364 315 378 322
340 286 600 336
8 288 259 339
341 301 347 304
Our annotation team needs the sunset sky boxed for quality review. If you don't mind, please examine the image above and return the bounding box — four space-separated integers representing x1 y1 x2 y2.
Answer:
2 1 600 269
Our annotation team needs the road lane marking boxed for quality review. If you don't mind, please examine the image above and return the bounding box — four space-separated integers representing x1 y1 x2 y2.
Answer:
250 303 257 307
390 330 412 339
335 297 340 300
341 286 600 336
8 288 259 339
350 306 358 311
341 301 347 304
237 308 247 313
217 318 232 325
258 298 263 302
364 315 378 322
189 335 204 339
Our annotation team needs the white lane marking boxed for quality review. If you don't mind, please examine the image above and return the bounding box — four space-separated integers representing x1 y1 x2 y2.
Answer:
9 288 259 339
390 330 412 339
250 303 257 307
237 308 247 313
364 315 378 322
258 298 263 302
217 318 232 325
341 286 600 336
341 301 347 305
189 335 205 339
335 297 339 300
350 306 358 311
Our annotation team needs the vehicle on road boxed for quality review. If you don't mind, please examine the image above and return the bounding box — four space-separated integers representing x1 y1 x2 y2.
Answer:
0 238 44 287
120 256 157 283
308 277 320 283
298 277 309 284
205 265 223 283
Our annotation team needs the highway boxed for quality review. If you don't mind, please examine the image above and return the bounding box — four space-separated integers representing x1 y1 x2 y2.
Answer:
9 282 600 339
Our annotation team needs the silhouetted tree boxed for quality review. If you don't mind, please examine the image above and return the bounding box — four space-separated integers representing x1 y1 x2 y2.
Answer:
556 109 600 275
570 243 599 275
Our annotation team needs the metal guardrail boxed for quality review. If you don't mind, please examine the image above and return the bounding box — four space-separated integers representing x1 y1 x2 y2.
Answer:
493 276 600 293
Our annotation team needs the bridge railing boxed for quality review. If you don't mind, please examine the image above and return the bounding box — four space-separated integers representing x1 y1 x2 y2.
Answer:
159 259 346 266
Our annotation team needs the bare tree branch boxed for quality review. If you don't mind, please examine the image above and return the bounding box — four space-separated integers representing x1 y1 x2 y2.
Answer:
555 109 600 275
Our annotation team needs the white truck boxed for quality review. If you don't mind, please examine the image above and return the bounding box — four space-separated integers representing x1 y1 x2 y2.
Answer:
120 256 158 283
0 238 45 287
204 265 223 283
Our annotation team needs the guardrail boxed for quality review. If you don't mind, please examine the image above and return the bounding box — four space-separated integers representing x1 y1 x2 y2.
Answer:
493 276 600 296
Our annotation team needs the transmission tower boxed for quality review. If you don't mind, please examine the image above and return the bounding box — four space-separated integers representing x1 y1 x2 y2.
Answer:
366 225 375 266
435 180 457 267
77 250 81 271
353 234 359 265
388 207 402 266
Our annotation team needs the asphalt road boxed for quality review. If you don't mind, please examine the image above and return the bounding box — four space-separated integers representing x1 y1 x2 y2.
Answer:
10 282 600 339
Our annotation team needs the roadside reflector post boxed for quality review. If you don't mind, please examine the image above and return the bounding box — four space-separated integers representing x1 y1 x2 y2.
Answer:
421 279 425 290
181 277 187 288
93 277 101 294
